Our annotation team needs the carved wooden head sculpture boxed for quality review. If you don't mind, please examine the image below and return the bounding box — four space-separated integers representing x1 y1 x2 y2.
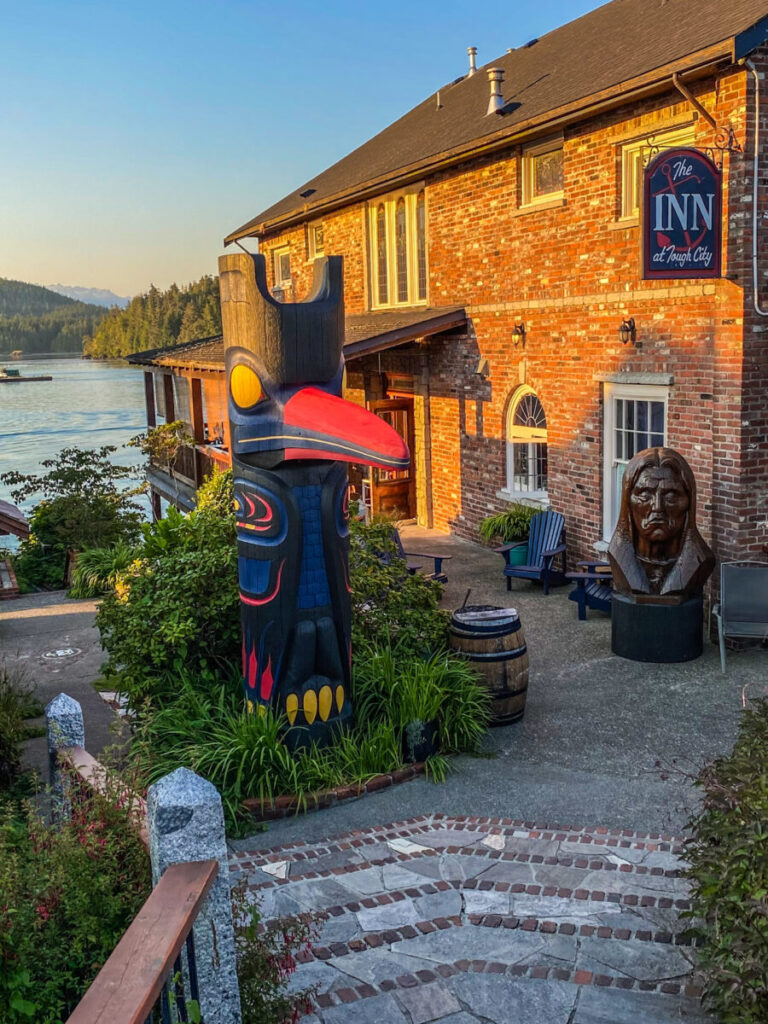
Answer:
219 252 409 748
608 447 714 601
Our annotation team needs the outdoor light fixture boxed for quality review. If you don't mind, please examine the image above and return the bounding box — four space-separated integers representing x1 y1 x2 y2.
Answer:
513 322 526 338
619 317 636 345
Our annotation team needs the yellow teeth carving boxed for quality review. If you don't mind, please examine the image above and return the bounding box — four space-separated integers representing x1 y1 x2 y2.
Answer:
286 693 298 725
335 685 344 712
318 685 332 722
246 699 254 714
303 689 318 725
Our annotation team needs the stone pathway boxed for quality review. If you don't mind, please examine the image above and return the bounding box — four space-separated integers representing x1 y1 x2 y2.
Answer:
230 814 711 1023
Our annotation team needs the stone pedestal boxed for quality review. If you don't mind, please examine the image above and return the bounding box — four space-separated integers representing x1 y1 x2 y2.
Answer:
611 592 703 663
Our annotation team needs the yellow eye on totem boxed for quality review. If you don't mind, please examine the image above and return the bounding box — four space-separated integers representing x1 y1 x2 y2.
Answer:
230 364 263 408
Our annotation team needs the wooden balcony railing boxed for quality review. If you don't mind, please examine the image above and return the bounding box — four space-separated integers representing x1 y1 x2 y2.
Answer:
65 859 218 1024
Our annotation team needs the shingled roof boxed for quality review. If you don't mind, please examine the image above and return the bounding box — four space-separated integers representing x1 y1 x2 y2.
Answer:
226 0 768 243
128 306 467 372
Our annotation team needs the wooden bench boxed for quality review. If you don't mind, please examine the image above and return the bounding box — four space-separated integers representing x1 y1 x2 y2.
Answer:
0 557 19 599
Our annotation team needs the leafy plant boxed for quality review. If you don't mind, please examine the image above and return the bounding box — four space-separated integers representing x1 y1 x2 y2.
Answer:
1 446 143 590
233 881 322 1024
96 470 239 707
353 639 491 754
130 420 194 470
479 503 537 544
685 698 768 1023
68 540 139 599
0 771 150 1023
350 516 449 655
0 663 42 792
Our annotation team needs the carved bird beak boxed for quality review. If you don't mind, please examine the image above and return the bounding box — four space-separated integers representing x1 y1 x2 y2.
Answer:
280 387 410 470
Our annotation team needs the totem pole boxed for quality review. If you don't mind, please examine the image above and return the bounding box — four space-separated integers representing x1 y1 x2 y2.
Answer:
218 252 409 748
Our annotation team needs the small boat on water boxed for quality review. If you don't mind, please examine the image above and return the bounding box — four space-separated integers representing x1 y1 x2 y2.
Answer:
0 366 52 383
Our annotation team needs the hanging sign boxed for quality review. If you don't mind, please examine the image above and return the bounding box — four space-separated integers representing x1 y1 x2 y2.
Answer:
643 147 721 279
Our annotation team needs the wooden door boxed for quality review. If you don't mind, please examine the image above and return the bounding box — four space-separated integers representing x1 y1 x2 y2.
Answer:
369 398 415 518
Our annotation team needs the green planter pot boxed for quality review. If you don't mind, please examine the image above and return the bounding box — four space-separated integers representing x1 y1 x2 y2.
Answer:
506 543 529 566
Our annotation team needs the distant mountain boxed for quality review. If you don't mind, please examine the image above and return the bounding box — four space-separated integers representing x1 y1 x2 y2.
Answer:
0 278 107 354
48 284 131 308
0 277 76 317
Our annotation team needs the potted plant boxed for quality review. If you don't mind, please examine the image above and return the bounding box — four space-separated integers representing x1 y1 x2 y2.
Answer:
479 504 537 565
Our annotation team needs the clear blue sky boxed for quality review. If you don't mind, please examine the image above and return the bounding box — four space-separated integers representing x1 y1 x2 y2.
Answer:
0 0 604 296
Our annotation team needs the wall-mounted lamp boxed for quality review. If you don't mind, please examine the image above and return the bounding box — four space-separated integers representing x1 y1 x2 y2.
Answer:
619 317 636 345
512 322 526 347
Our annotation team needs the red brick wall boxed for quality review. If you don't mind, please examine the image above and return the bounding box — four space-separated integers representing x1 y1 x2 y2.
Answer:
260 56 768 571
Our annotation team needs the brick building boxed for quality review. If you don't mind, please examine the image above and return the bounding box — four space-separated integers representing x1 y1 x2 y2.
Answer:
134 0 768 573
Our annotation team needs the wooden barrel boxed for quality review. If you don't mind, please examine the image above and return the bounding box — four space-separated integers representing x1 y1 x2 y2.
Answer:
449 605 529 724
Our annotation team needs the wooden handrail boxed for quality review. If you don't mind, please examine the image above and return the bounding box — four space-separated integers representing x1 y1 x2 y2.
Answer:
66 859 218 1024
61 745 150 850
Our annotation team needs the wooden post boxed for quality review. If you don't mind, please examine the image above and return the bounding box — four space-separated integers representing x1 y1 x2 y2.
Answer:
163 374 175 423
143 371 157 429
190 377 205 443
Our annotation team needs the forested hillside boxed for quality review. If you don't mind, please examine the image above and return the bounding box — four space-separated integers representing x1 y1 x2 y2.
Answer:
0 277 76 316
84 276 221 358
0 278 107 354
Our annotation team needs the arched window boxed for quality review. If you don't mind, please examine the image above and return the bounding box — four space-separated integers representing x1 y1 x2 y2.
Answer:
395 198 408 302
376 204 388 305
506 387 548 497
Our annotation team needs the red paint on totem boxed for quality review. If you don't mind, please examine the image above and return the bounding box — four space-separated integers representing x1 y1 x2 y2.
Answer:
240 559 285 606
260 657 274 701
247 645 257 689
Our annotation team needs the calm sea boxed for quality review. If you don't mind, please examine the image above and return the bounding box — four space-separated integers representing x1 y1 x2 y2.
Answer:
0 357 149 549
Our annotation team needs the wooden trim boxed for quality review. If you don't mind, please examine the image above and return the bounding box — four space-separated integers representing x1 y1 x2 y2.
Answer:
65 860 218 1024
344 309 467 359
143 371 157 428
62 745 150 851
190 377 205 444
226 46 732 242
163 374 175 422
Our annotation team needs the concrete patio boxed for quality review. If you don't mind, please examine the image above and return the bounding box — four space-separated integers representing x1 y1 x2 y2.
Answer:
242 524 755 850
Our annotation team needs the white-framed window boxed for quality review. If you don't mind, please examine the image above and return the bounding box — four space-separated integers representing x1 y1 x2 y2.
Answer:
505 386 548 499
308 222 324 260
620 123 695 219
602 382 669 540
368 186 427 308
273 246 291 287
521 137 564 206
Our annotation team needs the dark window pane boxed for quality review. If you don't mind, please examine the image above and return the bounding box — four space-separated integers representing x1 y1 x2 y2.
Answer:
396 198 408 302
637 402 648 432
376 205 388 304
651 401 664 434
534 148 564 196
416 192 427 301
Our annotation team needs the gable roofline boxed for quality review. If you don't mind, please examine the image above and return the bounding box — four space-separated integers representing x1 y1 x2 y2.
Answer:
225 17 764 248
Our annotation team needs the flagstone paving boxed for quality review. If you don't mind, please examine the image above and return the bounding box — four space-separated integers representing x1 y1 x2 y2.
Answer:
230 814 712 1023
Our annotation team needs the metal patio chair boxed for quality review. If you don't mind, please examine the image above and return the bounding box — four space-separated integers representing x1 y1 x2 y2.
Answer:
711 561 768 672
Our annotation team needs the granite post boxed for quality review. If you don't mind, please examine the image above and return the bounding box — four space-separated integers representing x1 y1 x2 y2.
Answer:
45 692 84 815
147 767 241 1024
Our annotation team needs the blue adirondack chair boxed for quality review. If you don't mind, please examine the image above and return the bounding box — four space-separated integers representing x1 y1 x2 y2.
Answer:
495 510 567 595
566 561 613 620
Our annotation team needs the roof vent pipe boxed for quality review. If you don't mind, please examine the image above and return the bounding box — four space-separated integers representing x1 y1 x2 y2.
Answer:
486 67 504 115
468 46 477 76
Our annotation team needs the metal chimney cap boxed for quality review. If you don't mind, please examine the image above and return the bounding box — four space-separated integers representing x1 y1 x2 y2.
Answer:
467 46 478 76
486 67 505 115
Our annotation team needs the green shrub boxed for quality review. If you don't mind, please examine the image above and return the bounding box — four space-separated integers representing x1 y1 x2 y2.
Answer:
350 516 449 655
0 664 42 792
479 503 537 544
685 699 768 1023
68 540 139 599
2 446 143 590
0 775 150 1023
96 470 239 707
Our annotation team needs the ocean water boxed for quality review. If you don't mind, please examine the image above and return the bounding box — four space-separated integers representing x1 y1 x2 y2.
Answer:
0 357 149 548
